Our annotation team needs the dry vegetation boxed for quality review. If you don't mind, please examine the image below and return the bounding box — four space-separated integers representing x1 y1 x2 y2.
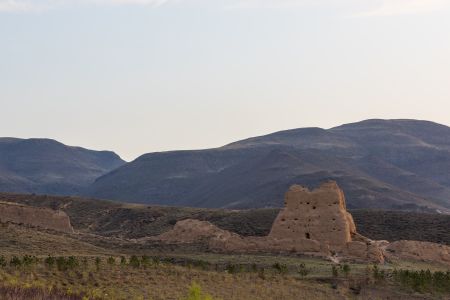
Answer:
0 255 347 300
0 223 110 257
1 193 450 299
2 253 447 300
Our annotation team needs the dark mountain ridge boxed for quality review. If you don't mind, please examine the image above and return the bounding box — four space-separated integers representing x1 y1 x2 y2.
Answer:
86 119 450 211
0 138 125 195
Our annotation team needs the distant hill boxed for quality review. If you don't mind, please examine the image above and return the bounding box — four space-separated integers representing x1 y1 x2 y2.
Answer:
0 138 125 195
86 119 450 211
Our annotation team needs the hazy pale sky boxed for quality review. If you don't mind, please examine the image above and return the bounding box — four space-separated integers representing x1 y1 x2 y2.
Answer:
1 0 450 161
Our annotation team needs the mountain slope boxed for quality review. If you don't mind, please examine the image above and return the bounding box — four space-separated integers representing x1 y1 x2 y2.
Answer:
0 138 125 195
86 119 450 211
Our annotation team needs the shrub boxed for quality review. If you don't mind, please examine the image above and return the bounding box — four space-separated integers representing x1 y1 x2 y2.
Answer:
67 256 79 269
107 257 116 266
194 260 210 271
120 256 127 266
56 257 69 271
82 257 88 268
129 255 140 268
45 256 56 268
22 255 37 267
297 263 310 278
251 263 258 273
272 263 288 275
225 264 241 274
184 282 214 300
95 257 101 270
372 265 384 281
10 256 22 267
141 255 150 267
0 256 7 267
331 265 338 277
341 264 350 277
152 257 160 266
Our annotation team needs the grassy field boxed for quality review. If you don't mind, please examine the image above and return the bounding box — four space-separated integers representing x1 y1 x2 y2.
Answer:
2 253 448 300
0 257 339 300
1 193 450 299
0 223 112 257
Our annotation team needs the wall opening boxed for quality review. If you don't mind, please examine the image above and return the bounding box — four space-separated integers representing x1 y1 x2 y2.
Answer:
305 233 310 239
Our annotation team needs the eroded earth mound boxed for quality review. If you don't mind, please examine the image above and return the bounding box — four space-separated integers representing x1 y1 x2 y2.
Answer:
0 201 74 233
385 240 450 264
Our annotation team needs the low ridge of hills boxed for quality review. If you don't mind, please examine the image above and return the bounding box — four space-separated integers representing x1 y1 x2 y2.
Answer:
0 138 125 195
86 119 450 211
2 193 450 246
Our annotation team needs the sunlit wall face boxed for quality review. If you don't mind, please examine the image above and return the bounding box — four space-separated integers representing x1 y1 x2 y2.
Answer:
1 0 449 161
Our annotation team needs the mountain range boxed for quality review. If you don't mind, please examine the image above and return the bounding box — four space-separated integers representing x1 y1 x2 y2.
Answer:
0 138 125 195
1 119 450 212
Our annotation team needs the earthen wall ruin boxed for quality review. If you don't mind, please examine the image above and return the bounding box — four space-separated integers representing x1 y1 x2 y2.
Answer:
0 201 74 233
269 182 355 250
154 181 384 263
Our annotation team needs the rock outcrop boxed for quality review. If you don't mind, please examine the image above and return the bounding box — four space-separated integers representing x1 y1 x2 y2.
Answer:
0 201 74 233
154 182 384 262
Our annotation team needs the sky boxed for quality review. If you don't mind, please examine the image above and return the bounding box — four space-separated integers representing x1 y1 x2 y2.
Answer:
1 0 450 161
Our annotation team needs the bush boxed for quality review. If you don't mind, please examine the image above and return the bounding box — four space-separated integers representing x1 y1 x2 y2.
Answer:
225 264 242 274
10 256 22 267
251 263 258 272
152 257 160 266
45 256 56 268
141 255 151 267
129 256 140 268
372 265 384 281
82 257 88 268
272 263 288 275
297 263 310 278
22 255 37 267
95 257 101 270
0 256 7 267
184 282 214 300
341 264 350 277
107 257 116 266
120 256 127 266
194 260 210 271
56 257 69 271
331 265 338 277
67 256 79 269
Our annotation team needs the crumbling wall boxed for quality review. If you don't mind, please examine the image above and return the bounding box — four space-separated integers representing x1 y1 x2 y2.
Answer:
0 201 74 233
269 182 355 251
